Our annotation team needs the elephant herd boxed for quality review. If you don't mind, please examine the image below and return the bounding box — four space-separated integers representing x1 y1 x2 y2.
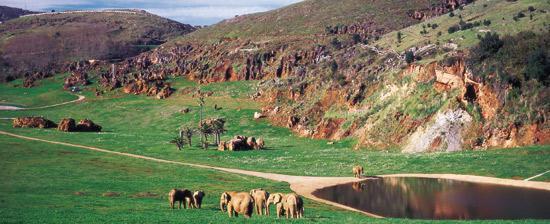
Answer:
169 188 304 219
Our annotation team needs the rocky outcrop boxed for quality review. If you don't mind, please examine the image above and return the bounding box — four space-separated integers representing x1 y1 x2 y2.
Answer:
219 136 264 151
403 109 473 153
13 117 56 129
58 118 76 132
75 119 102 132
63 72 90 89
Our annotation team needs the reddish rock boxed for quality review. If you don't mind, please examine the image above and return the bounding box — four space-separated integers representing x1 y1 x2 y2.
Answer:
63 72 90 89
58 118 76 132
13 117 56 129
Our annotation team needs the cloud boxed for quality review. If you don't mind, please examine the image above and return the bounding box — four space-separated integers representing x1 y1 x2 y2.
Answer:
2 0 303 25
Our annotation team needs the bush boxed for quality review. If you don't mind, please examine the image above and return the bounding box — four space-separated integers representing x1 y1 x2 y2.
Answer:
352 34 362 44
431 24 439 29
397 32 402 43
528 6 536 12
483 19 491 26
331 37 342 49
525 49 549 85
471 32 503 61
449 12 455 17
405 51 415 64
448 25 459 34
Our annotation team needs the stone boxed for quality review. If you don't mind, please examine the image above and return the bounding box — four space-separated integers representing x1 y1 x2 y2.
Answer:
58 118 76 132
13 117 57 129
254 112 264 119
76 119 102 132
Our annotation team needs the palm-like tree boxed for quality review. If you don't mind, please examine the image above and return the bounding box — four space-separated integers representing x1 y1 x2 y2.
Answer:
198 122 213 149
210 118 226 145
180 126 194 147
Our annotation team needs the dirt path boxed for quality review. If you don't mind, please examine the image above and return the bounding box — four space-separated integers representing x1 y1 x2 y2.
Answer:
0 94 85 111
1 130 549 218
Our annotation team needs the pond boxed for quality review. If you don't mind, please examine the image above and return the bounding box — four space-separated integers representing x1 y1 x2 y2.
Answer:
313 177 550 220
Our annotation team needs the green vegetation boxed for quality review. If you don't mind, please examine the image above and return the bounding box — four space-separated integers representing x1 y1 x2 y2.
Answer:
0 75 77 107
0 134 373 223
0 77 548 181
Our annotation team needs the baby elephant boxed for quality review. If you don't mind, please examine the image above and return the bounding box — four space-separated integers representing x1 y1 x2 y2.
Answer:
250 189 270 215
220 191 254 218
353 165 364 178
267 193 304 219
193 191 205 208
168 189 194 209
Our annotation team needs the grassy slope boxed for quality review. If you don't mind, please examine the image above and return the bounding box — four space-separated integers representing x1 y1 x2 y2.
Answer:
0 75 77 107
0 78 548 181
178 0 441 43
376 0 550 52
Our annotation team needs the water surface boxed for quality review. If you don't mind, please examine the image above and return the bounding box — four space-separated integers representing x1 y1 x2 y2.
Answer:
313 177 550 220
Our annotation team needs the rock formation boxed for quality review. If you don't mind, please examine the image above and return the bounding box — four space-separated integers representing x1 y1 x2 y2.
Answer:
58 118 76 132
13 117 56 129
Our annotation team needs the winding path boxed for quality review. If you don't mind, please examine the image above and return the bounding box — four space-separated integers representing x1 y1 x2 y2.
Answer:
0 94 85 111
1 130 549 218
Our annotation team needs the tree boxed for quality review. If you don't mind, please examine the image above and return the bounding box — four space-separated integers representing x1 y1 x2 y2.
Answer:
196 91 206 144
180 126 194 147
209 118 226 145
405 51 415 64
170 136 185 151
198 122 213 149
397 31 402 43
525 48 549 85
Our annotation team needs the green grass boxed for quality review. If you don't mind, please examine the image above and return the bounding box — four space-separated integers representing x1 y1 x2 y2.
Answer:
0 75 77 107
0 134 376 223
376 0 550 52
0 77 548 182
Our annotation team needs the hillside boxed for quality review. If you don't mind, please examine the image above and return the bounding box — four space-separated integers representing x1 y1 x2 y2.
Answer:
0 5 38 22
0 9 196 82
87 0 550 152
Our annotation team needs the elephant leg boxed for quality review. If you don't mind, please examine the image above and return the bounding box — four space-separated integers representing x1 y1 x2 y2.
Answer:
178 201 182 209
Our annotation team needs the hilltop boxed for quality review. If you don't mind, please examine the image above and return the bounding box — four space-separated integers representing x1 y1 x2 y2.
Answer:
0 9 196 82
0 5 38 22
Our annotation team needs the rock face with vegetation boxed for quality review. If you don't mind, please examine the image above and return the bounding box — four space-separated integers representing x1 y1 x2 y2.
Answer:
6 0 549 152
0 9 196 82
0 5 37 22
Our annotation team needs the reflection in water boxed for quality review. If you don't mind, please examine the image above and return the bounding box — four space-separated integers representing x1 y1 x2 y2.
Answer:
313 177 550 220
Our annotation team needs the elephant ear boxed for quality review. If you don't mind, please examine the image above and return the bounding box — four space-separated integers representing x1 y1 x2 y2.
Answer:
223 192 231 201
274 194 283 203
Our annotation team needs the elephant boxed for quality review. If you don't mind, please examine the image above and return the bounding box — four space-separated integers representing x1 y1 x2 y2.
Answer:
220 191 255 218
283 193 303 219
193 190 205 208
353 165 364 178
168 189 194 209
250 188 270 215
267 193 285 218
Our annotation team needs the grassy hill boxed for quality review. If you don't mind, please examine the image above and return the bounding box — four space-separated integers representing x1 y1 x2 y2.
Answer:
0 9 195 81
0 5 38 22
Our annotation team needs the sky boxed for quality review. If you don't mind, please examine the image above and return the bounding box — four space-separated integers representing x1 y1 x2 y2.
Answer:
1 0 303 25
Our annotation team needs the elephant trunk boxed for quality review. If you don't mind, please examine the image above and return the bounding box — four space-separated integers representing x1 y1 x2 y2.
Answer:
220 201 225 212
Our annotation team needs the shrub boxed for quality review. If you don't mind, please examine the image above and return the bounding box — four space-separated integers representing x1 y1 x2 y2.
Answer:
431 24 439 29
331 37 342 49
405 51 415 64
449 12 455 17
483 19 491 26
352 34 362 44
471 32 503 61
528 6 535 12
524 49 549 85
397 32 402 43
448 25 459 33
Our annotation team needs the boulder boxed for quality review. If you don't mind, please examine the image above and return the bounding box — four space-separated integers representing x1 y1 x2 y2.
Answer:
256 138 265 150
246 137 257 149
227 139 246 151
58 118 76 132
13 117 56 129
156 86 174 99
254 112 264 119
76 119 102 132
218 142 227 151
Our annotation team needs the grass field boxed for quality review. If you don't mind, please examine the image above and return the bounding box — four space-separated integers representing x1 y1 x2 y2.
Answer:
0 75 77 108
0 77 548 182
